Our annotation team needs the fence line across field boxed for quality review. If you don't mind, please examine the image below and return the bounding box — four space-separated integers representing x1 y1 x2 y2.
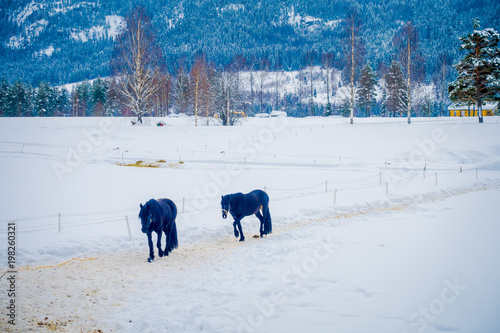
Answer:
1 166 491 235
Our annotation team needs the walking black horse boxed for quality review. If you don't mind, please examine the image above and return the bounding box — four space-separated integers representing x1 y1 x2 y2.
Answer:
139 198 178 262
221 189 272 242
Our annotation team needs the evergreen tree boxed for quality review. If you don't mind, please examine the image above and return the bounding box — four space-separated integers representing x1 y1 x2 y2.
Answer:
7 80 28 117
75 81 91 116
421 94 433 117
0 77 9 116
339 97 351 118
384 61 407 117
448 19 500 123
56 87 70 117
91 77 108 117
35 81 55 117
105 78 123 116
357 63 377 117
25 84 35 116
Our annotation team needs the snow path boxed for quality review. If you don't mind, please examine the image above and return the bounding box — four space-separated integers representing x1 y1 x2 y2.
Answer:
11 181 500 332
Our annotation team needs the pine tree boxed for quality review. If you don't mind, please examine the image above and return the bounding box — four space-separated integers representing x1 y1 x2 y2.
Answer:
35 81 55 117
91 77 108 117
104 78 123 117
384 61 407 117
7 80 28 117
56 87 70 117
0 77 9 117
448 19 500 123
75 81 91 116
357 63 377 117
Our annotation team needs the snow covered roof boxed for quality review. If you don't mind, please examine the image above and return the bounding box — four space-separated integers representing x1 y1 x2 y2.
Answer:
448 102 498 111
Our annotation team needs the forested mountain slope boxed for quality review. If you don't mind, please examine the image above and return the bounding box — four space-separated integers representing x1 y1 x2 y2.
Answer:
1 0 499 85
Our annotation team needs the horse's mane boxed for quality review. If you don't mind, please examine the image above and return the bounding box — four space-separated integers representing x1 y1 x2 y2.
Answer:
145 199 163 222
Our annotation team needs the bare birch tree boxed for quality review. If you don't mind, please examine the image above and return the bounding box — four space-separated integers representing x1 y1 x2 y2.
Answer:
111 7 164 123
190 56 207 126
342 9 365 124
394 22 425 124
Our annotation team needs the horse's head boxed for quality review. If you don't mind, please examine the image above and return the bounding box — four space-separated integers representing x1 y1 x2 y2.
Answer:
221 195 230 219
139 203 153 233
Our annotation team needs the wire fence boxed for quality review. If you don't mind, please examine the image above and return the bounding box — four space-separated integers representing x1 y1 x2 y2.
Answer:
0 164 490 235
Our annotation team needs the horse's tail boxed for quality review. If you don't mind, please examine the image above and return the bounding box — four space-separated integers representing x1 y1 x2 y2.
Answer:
167 220 178 252
164 199 179 255
263 205 272 235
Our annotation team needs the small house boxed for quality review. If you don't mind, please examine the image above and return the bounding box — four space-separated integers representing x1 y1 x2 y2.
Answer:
448 102 498 117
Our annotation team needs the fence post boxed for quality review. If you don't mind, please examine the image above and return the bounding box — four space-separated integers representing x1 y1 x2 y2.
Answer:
379 173 382 185
125 216 132 240
325 180 328 193
333 188 337 205
182 197 185 213
386 182 388 195
435 172 438 186
58 213 61 233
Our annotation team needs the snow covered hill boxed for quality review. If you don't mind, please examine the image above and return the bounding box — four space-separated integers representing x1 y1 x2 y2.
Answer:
0 116 499 332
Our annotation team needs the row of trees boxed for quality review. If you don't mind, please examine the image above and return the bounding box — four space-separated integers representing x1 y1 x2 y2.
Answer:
0 77 118 117
109 7 451 125
0 60 443 121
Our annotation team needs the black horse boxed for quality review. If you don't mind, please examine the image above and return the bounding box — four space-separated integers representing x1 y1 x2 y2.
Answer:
139 198 178 262
221 189 272 242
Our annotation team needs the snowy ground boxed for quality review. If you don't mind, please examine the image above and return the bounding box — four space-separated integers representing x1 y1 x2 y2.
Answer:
1 116 500 332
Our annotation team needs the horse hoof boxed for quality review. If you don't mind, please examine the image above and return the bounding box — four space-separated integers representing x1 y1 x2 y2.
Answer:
147 258 153 263
159 252 164 258
239 238 245 242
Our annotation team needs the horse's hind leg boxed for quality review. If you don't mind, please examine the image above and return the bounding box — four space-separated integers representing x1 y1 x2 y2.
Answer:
156 231 164 257
255 211 264 237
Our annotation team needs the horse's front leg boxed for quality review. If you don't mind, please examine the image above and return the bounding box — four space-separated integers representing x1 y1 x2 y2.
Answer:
147 231 155 262
156 230 164 257
236 219 245 242
233 220 239 238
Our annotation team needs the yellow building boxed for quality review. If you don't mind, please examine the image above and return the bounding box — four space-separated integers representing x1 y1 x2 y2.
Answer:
448 102 498 117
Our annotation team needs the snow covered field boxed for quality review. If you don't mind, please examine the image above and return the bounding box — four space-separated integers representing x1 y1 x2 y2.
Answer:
1 115 500 332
